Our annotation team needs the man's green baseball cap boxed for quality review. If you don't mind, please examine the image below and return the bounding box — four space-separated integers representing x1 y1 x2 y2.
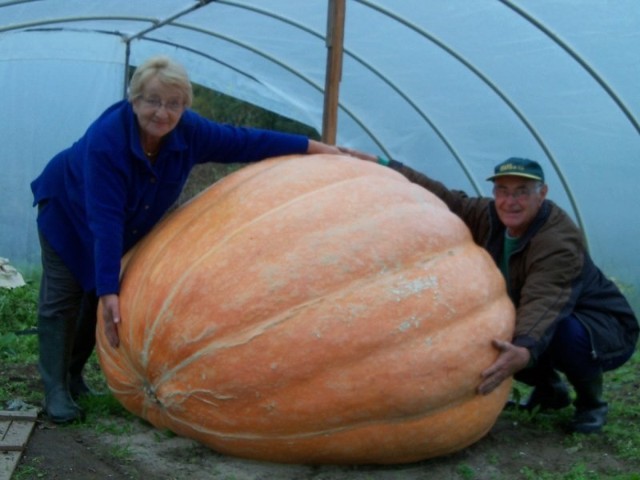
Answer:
487 157 545 182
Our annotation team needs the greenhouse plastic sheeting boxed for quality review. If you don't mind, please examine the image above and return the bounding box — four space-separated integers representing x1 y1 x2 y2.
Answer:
1 1 638 308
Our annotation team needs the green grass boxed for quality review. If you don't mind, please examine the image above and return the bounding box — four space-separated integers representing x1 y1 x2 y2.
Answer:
11 459 46 480
456 463 476 479
106 442 135 463
520 464 640 480
0 279 38 362
0 280 41 408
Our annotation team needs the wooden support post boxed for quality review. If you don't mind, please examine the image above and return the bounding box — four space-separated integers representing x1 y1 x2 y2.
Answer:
322 0 346 145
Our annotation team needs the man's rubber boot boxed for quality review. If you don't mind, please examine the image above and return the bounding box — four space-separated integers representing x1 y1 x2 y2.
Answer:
569 373 608 434
509 368 571 411
523 369 572 411
38 316 85 423
68 293 99 400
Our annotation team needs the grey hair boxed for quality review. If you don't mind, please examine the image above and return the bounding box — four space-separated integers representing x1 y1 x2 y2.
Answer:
128 55 193 107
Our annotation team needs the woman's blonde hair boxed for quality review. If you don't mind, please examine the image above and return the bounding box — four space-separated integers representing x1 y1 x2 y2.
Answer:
128 55 193 107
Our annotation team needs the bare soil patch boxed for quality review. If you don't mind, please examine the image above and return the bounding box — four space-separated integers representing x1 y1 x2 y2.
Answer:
16 406 635 480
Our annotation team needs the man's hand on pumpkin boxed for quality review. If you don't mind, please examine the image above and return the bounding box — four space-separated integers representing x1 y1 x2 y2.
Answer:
477 339 530 395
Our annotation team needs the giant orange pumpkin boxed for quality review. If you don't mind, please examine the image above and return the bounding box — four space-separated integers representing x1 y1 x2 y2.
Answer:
96 154 515 465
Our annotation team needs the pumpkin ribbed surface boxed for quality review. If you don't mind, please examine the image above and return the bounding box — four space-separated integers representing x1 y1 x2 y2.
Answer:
96 155 515 465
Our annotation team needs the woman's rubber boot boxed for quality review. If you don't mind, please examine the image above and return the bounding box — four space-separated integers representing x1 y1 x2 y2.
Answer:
38 316 85 423
68 292 99 400
569 373 608 434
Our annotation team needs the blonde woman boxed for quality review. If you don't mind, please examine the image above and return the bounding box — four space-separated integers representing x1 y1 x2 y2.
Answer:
31 55 348 423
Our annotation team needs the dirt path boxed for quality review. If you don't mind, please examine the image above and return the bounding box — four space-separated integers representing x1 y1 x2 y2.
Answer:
18 412 634 480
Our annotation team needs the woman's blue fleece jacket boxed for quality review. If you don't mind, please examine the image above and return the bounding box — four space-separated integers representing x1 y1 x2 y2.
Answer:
31 100 309 296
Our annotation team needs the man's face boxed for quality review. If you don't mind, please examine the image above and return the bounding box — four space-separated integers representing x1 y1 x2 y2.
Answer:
492 176 547 238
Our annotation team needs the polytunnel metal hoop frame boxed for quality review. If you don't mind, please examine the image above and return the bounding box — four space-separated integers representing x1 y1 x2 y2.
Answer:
4 0 640 268
0 2 585 235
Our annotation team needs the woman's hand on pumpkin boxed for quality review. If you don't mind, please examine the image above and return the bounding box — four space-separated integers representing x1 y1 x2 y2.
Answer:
337 146 378 162
306 139 342 155
477 339 530 395
101 293 121 348
306 139 378 161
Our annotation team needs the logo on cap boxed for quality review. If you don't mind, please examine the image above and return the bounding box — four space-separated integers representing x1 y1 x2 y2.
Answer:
487 157 544 182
